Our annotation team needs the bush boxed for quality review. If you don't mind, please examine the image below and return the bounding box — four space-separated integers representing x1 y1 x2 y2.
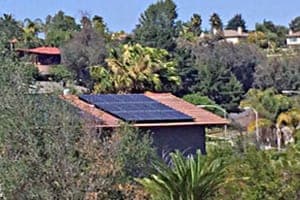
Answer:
115 124 157 181
138 150 226 200
49 64 73 82
23 63 39 83
183 93 225 116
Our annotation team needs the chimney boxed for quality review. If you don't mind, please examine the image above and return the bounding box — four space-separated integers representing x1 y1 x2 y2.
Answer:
289 29 293 35
212 28 217 35
237 26 243 35
200 32 205 38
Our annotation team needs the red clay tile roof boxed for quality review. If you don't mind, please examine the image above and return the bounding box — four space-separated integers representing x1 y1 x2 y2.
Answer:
17 47 61 55
223 30 248 38
287 31 300 38
61 92 229 128
60 95 119 127
144 92 228 126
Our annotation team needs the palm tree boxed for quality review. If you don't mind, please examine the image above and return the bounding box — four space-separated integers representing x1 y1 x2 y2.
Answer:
91 44 180 93
23 18 44 47
137 150 226 200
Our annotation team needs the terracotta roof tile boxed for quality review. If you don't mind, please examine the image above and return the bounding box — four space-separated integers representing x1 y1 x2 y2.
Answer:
17 47 60 55
60 95 119 127
287 31 300 37
223 30 248 38
61 92 228 128
144 92 228 125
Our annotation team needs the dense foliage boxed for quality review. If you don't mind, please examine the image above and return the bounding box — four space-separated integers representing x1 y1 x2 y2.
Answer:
254 56 300 91
255 20 288 48
0 53 155 199
218 144 300 199
209 13 223 32
91 44 180 93
133 0 178 51
1 2 300 199
290 16 300 32
44 11 79 47
226 14 246 31
138 150 226 200
61 16 107 86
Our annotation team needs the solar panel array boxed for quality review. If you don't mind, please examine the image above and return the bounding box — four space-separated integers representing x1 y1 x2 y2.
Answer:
79 94 193 123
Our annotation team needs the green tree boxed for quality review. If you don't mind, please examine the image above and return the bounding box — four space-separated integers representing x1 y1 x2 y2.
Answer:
48 64 74 82
240 89 298 148
173 46 197 96
255 20 288 48
289 16 300 32
138 150 226 200
192 60 244 111
92 15 110 40
247 31 268 48
133 0 178 51
22 18 44 48
0 55 153 199
220 145 300 200
254 56 300 91
210 13 223 32
189 14 202 35
0 55 89 199
179 14 202 41
0 14 23 41
226 14 246 31
193 42 263 92
0 13 23 52
61 16 107 86
240 88 292 122
183 93 225 116
175 38 263 110
45 11 80 47
90 43 180 93
115 125 156 180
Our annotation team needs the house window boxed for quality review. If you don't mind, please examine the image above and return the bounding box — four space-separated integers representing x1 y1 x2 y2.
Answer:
290 38 298 42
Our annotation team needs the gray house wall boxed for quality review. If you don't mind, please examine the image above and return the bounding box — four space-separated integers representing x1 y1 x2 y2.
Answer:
142 125 206 157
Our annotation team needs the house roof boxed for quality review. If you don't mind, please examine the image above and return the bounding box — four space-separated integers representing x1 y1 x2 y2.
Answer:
287 31 300 38
17 47 61 55
61 92 228 128
223 30 248 38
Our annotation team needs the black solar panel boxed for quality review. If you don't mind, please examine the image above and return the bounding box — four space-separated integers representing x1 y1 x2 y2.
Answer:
79 94 193 123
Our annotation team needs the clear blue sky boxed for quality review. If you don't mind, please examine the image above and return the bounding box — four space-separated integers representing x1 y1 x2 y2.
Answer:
0 0 299 32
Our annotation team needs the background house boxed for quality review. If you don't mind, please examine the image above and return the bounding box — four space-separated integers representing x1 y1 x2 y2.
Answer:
17 47 61 75
286 30 300 47
200 27 248 44
223 27 248 44
61 92 228 156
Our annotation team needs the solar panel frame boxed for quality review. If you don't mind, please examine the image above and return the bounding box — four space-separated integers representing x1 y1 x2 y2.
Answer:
79 94 194 123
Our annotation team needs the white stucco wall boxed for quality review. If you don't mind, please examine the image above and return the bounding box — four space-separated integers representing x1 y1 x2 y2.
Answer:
225 37 240 44
287 37 300 46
